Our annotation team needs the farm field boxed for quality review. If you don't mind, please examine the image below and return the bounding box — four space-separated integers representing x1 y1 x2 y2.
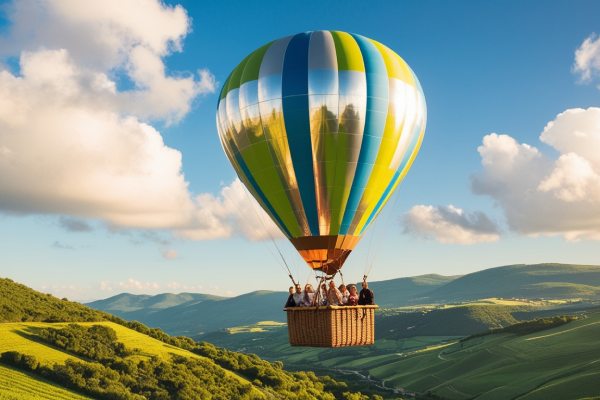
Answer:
203 308 600 399
364 310 600 399
0 364 89 400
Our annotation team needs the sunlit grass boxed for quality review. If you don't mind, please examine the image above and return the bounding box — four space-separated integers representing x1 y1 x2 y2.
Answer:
0 321 260 394
0 364 90 400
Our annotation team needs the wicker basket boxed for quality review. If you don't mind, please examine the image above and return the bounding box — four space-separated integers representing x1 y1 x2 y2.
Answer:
284 305 378 347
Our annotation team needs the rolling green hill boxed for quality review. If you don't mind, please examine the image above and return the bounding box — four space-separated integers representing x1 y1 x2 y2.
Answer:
88 292 225 312
88 263 600 337
86 292 226 323
0 364 90 400
141 290 288 336
367 274 460 307
362 309 600 399
0 278 379 400
377 304 520 340
202 308 600 399
425 263 600 302
0 278 110 323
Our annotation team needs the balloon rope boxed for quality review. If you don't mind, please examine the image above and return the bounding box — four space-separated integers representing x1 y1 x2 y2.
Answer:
363 217 380 278
239 184 298 285
364 181 408 280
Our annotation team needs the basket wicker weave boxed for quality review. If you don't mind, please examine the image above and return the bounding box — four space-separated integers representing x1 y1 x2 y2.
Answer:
284 305 378 347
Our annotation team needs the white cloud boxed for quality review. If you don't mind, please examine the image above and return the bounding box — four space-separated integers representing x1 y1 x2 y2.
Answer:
472 107 600 240
573 33 600 83
165 282 203 291
0 1 279 243
0 49 196 228
178 179 282 241
403 204 500 244
538 153 600 202
1 0 214 123
118 278 160 291
95 279 230 297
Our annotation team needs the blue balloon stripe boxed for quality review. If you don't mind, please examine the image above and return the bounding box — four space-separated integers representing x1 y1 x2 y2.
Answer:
339 34 389 234
282 32 320 236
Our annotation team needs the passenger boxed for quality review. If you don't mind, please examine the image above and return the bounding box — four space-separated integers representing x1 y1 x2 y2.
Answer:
320 283 328 305
347 285 359 306
327 281 343 306
285 286 296 307
358 279 375 305
292 284 303 307
302 284 315 306
338 284 350 305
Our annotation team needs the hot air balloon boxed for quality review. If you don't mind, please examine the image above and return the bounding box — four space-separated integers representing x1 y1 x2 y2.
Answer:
216 31 426 347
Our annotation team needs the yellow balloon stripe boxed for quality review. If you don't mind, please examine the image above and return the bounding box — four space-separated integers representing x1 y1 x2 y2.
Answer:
331 31 365 72
348 41 417 234
358 124 425 235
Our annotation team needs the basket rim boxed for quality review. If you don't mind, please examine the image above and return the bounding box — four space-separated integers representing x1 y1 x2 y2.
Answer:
284 305 378 311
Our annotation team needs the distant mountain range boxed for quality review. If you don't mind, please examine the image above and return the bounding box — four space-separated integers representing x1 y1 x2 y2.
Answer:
88 263 600 336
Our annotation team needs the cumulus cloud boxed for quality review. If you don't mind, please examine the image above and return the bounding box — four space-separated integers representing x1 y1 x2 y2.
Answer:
0 50 196 228
178 179 282 241
98 278 160 293
94 279 231 297
0 1 284 243
573 33 600 83
403 204 500 244
472 107 600 240
1 0 215 123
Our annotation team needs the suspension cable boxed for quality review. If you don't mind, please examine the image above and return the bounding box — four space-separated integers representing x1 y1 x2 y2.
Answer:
238 184 298 285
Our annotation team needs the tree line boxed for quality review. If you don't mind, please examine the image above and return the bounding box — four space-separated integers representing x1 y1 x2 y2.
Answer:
1 323 381 399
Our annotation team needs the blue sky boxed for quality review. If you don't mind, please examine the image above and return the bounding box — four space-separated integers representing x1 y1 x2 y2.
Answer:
1 0 600 300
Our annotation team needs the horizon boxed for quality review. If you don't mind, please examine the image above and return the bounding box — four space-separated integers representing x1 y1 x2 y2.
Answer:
2 0 600 301
74 261 598 302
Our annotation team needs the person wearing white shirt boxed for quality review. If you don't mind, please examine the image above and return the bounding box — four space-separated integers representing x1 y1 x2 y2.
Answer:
338 284 350 305
302 284 315 306
326 281 342 306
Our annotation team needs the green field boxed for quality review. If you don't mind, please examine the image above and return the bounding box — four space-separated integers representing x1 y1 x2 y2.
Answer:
0 321 256 388
203 306 600 399
362 310 600 399
0 364 90 400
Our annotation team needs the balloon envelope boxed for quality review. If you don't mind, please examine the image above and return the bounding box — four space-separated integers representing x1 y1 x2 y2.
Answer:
216 31 426 274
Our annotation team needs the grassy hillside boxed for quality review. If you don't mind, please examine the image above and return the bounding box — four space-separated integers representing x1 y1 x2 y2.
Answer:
86 274 460 335
88 264 600 337
368 274 460 307
136 290 288 336
362 309 600 399
0 278 380 400
426 263 600 302
0 364 90 400
200 301 538 366
0 278 110 323
377 304 521 339
203 309 600 399
0 321 264 398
